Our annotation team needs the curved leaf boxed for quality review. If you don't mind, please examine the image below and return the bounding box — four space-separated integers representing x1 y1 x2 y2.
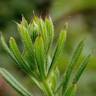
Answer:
9 37 31 73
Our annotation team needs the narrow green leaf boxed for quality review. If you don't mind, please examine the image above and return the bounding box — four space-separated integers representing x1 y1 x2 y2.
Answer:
48 30 66 76
45 17 54 52
9 37 31 73
64 84 77 96
1 35 17 62
0 68 32 96
62 40 84 94
73 55 90 84
34 36 46 80
18 24 35 70
38 18 49 53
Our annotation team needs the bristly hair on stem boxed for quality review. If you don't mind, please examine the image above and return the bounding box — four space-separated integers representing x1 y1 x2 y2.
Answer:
0 16 90 96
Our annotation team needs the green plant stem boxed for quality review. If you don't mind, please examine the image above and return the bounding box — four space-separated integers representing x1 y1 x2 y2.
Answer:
29 74 53 96
42 80 54 96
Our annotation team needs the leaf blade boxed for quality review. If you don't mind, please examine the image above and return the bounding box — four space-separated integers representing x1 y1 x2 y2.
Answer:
62 40 84 94
34 36 46 80
18 23 35 70
48 30 66 76
9 37 31 73
1 35 17 62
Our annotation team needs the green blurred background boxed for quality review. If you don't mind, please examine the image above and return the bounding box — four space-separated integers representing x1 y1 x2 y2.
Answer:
0 0 96 96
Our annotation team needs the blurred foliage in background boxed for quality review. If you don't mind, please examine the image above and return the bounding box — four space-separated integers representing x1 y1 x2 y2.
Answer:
0 0 96 96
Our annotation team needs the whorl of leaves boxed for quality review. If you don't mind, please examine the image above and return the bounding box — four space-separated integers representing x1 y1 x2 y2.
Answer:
0 16 90 96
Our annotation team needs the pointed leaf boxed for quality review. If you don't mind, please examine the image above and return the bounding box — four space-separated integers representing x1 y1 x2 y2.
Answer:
48 30 66 76
40 19 48 51
34 36 46 80
45 17 54 52
18 23 35 70
62 40 84 93
1 35 17 62
9 37 31 73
